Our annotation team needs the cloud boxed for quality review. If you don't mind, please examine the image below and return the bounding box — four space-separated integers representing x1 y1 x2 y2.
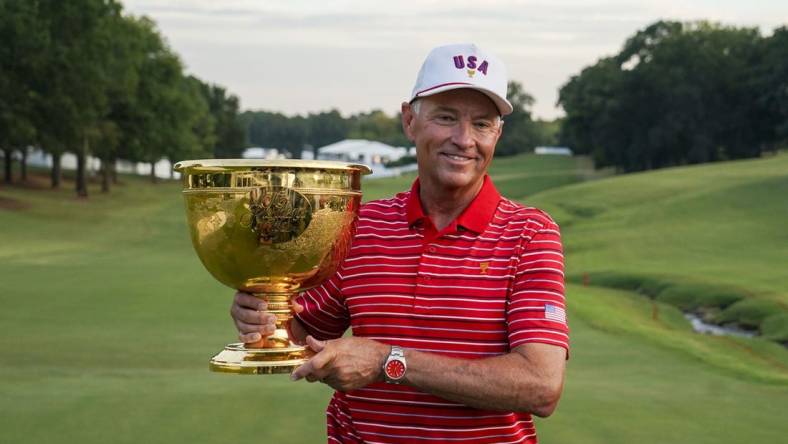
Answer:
123 0 788 119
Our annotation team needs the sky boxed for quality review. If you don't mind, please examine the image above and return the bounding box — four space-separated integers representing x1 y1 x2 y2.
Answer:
123 0 787 120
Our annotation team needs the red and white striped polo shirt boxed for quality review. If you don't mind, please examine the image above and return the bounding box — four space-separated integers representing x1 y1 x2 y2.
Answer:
295 175 568 444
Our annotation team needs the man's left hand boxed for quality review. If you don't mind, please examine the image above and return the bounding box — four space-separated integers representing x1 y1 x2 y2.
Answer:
291 336 389 392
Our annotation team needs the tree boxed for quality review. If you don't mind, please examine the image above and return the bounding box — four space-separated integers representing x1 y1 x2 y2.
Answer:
161 76 215 176
25 0 126 195
242 110 308 157
753 27 788 150
1 0 235 192
170 75 215 171
137 42 187 182
497 81 538 156
348 110 409 147
559 20 770 172
0 0 44 184
241 107 414 157
198 83 244 159
91 12 148 192
107 17 215 183
308 109 349 151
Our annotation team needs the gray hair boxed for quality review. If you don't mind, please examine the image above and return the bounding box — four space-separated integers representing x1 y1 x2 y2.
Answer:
411 99 422 116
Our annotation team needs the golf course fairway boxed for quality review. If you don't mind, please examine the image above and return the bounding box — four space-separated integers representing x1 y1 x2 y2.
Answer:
1 153 786 443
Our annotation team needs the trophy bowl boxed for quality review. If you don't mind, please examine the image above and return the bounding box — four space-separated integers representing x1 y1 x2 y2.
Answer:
174 159 371 374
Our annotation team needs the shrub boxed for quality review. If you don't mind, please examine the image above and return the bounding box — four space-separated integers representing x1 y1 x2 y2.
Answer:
760 313 788 343
714 299 783 329
656 284 745 311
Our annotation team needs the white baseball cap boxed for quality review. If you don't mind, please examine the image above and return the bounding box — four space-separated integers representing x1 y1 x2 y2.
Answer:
410 43 513 116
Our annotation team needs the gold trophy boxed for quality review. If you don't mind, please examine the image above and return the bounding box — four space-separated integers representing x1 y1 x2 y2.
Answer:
174 159 371 374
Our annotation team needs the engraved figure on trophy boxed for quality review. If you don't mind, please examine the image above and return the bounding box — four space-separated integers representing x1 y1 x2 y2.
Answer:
248 187 312 245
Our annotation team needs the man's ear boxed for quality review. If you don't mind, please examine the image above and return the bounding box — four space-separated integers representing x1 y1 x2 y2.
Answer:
401 102 416 142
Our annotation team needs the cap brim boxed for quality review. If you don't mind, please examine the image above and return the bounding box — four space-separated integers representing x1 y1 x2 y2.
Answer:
412 83 513 116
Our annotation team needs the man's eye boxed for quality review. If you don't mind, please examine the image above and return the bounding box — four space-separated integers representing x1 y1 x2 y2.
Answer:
474 121 493 129
435 114 456 123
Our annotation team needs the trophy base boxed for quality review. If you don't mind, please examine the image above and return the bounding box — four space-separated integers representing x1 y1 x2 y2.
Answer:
209 343 307 375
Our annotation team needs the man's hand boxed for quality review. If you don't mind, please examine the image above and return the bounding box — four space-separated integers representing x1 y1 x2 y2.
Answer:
229 291 305 344
291 336 389 392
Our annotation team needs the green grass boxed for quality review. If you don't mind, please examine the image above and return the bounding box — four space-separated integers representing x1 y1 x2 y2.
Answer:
529 153 788 342
528 153 788 297
1 153 786 443
538 285 788 443
715 298 785 329
0 177 335 443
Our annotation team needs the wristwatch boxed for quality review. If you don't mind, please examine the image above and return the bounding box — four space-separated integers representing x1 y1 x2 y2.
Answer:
382 345 407 384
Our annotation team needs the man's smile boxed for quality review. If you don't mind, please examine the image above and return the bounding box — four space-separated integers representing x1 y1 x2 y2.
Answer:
440 152 476 163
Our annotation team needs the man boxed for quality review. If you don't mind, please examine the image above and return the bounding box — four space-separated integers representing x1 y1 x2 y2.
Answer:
231 43 569 443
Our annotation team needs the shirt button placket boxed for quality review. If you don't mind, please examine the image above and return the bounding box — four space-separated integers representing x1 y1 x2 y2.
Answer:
415 244 436 313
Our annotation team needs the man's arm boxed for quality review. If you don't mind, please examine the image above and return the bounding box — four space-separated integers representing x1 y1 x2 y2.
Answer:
404 342 566 416
291 336 567 417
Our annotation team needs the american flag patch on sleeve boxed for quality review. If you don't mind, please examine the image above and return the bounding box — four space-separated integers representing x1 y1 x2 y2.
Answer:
544 304 566 323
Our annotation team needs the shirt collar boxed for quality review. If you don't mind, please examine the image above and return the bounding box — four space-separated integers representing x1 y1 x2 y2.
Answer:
405 175 501 234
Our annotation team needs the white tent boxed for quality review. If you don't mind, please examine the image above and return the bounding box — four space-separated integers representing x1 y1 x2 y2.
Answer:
317 139 408 165
242 147 287 159
534 146 573 156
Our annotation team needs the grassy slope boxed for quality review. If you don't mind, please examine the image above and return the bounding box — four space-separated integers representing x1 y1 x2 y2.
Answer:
539 285 788 443
0 154 786 443
527 152 788 299
525 153 788 342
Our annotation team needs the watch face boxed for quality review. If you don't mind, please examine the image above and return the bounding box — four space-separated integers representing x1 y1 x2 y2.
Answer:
385 359 406 380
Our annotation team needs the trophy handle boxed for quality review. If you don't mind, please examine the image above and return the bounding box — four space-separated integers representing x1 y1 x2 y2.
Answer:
245 293 296 349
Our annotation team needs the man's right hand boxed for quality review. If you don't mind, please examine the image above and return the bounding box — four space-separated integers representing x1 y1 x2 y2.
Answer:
230 291 304 343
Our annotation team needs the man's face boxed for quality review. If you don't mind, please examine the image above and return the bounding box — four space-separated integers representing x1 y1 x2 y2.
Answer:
401 89 502 193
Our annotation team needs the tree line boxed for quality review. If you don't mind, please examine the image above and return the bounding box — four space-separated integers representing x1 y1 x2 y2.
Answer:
240 81 559 160
559 20 788 172
0 0 244 195
1 0 558 195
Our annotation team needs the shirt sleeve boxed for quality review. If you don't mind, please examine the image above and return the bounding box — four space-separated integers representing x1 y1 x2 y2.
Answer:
506 220 570 352
293 269 350 341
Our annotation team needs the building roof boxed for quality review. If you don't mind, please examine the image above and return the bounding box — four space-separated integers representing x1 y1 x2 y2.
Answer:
534 146 573 155
317 139 407 157
242 147 282 158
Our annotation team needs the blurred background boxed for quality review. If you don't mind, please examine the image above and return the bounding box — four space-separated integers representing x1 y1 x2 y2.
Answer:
1 1 786 443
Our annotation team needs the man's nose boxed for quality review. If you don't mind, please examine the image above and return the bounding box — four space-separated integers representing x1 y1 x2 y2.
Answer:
451 120 475 150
